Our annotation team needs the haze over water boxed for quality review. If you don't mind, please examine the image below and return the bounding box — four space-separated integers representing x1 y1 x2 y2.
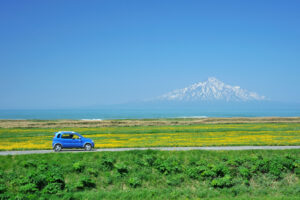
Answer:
1 106 300 120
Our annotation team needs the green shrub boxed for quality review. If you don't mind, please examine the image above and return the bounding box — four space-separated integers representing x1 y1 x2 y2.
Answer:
19 183 38 193
154 157 182 175
200 167 217 179
134 156 145 167
281 156 295 170
87 168 98 177
42 182 63 194
75 176 96 191
238 167 251 180
62 193 76 200
0 170 4 179
21 160 36 168
295 167 300 178
128 177 142 188
211 175 233 188
0 183 6 193
213 164 230 177
0 192 10 200
166 175 184 186
37 161 49 172
254 159 270 173
143 155 157 167
32 174 47 190
47 173 65 187
115 163 129 176
269 162 284 179
103 175 113 186
100 156 114 171
186 166 207 179
227 158 246 169
14 161 65 196
73 162 85 173
81 176 96 188
227 159 241 167
186 167 199 179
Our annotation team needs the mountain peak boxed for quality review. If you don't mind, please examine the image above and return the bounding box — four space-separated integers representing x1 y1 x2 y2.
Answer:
158 78 266 102
207 77 219 82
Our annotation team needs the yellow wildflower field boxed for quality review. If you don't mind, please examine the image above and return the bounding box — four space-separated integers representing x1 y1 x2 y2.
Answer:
0 123 299 150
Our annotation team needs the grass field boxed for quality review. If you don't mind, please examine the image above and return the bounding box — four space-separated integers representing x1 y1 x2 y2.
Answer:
0 118 300 150
0 150 299 199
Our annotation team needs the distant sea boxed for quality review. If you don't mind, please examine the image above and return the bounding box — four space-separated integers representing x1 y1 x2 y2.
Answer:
1 105 300 120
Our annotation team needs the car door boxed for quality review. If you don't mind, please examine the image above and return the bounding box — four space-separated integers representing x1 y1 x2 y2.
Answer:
61 134 73 148
71 134 82 148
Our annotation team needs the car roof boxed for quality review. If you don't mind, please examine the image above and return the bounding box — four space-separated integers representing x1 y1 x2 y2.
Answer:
55 131 76 134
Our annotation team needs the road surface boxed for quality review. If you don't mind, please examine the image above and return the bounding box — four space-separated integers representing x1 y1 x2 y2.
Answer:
0 146 300 155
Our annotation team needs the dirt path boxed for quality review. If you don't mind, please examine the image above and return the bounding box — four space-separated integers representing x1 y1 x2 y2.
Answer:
1 146 300 156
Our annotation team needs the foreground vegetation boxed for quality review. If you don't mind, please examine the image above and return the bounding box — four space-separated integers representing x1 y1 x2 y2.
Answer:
0 119 299 150
0 150 299 199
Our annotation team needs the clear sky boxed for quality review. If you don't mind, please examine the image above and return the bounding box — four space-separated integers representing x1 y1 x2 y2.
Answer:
0 0 299 109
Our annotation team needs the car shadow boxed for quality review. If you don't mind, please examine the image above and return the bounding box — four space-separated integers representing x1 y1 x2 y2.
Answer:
61 149 96 152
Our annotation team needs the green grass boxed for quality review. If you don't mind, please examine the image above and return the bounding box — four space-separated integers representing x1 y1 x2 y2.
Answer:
0 150 299 199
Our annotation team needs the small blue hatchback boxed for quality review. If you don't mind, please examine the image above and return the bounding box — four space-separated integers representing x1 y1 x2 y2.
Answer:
52 131 95 152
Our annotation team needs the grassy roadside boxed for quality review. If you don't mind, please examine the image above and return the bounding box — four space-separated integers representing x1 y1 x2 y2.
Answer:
0 149 299 199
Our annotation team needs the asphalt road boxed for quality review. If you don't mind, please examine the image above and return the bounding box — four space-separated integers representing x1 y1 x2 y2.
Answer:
0 146 300 156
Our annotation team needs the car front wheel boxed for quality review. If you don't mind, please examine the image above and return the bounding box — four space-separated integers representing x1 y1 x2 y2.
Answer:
84 143 92 151
54 144 62 152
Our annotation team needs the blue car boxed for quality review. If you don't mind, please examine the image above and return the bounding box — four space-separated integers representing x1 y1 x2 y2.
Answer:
52 131 95 152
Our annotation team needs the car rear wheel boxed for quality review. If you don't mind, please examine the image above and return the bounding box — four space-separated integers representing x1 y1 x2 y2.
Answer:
54 144 62 152
84 143 92 151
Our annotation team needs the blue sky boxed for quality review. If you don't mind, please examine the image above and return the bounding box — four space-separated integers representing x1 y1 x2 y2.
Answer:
0 0 300 109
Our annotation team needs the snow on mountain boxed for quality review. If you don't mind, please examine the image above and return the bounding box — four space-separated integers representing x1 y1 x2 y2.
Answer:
158 77 266 102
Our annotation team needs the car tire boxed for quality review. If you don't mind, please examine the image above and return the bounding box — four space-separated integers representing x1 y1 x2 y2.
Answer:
84 143 92 151
54 144 62 152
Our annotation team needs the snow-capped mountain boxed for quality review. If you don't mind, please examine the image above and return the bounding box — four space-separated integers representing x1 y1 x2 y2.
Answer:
158 77 266 102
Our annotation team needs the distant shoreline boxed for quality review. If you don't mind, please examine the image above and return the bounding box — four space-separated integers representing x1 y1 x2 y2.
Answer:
1 116 300 128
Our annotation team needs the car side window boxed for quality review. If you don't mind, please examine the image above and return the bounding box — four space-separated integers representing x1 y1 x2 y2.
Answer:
73 135 80 139
57 134 61 138
62 134 72 139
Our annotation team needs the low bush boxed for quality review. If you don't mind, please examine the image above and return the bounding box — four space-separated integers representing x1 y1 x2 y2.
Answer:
20 160 37 168
87 168 98 177
75 176 96 191
19 183 38 193
100 156 114 171
238 167 251 180
211 175 233 188
115 163 129 176
73 162 85 173
154 157 182 175
143 154 157 167
295 167 300 178
0 183 7 193
166 175 184 186
200 167 217 179
42 182 64 194
213 164 230 177
128 177 142 188
186 166 207 179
